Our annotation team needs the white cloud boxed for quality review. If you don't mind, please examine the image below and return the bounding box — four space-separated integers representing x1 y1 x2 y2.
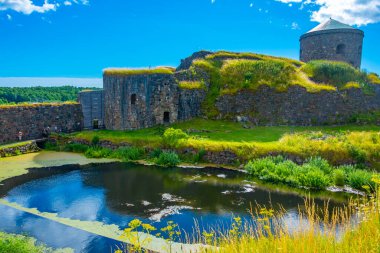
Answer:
6 13 11 19
0 0 88 15
291 21 300 29
275 0 380 26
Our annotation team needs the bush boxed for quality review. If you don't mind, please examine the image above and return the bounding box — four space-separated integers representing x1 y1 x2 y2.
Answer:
91 135 100 146
85 147 112 158
149 148 163 159
302 60 367 88
63 143 89 153
156 152 181 167
0 232 47 253
193 149 206 163
346 169 375 190
245 156 332 190
43 141 59 151
306 157 332 174
333 169 346 186
112 147 144 161
162 128 188 147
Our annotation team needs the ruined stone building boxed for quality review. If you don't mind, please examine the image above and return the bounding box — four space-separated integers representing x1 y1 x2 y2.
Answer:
78 19 373 131
300 18 364 68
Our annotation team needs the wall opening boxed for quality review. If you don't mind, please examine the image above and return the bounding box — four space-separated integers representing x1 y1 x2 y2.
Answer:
358 45 362 54
131 94 137 105
336 44 346 54
93 119 99 129
163 112 170 123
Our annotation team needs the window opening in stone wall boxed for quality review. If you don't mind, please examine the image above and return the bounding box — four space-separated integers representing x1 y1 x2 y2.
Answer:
358 45 362 54
131 94 137 105
93 119 99 129
336 44 346 54
163 112 170 123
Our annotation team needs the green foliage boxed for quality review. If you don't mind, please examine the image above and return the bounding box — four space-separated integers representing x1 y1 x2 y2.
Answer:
149 148 163 159
111 147 144 161
162 128 188 147
155 151 181 167
349 111 380 125
0 232 47 253
178 81 206 90
333 169 346 186
63 143 89 153
302 60 368 88
220 59 296 93
91 135 100 146
245 156 375 190
0 86 98 104
346 168 375 190
43 141 60 151
84 146 112 158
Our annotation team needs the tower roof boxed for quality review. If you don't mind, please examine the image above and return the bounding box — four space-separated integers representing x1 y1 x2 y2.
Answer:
307 18 355 33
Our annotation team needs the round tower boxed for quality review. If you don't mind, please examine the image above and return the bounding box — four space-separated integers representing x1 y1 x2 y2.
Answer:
300 18 364 68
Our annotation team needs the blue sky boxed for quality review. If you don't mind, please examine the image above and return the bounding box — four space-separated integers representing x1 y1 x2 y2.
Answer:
1 0 380 79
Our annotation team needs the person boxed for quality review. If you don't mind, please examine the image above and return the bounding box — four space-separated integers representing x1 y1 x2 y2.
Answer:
18 131 23 141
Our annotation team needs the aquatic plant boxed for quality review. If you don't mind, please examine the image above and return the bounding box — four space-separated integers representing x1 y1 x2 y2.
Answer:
244 156 376 190
155 152 181 167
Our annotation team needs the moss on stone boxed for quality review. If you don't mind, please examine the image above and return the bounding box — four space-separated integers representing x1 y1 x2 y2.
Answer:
178 81 206 90
103 67 175 76
0 101 78 109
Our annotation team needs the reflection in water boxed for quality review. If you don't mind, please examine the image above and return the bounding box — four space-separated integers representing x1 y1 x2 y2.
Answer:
0 162 348 253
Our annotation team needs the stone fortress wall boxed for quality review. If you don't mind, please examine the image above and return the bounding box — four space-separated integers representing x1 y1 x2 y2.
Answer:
103 74 179 130
0 103 82 144
216 85 380 126
78 90 104 129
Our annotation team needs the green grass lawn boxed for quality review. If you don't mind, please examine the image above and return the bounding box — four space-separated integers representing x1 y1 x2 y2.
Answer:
71 118 380 143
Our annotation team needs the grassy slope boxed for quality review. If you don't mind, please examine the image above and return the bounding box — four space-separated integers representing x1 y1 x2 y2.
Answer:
69 119 380 167
72 118 380 143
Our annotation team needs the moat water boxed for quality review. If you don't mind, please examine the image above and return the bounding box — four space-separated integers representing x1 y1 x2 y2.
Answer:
0 162 351 252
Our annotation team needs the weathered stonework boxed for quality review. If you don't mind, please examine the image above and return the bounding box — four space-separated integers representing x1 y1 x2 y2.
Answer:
0 141 40 157
216 85 380 126
104 74 179 130
300 28 364 68
78 90 104 129
0 104 82 144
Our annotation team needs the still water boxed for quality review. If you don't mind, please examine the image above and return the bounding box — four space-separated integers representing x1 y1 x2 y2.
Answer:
0 162 348 252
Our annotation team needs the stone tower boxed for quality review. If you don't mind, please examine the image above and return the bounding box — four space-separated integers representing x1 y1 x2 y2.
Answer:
300 18 364 68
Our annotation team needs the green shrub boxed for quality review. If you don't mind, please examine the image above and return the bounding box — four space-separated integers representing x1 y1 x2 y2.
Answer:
91 135 100 146
156 152 181 167
149 148 163 159
297 166 331 189
43 141 59 151
307 157 332 174
194 149 206 163
63 143 89 153
162 128 188 147
333 169 346 186
302 60 367 88
0 232 47 253
346 169 375 190
112 147 144 161
348 145 367 165
85 147 112 158
245 156 332 190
